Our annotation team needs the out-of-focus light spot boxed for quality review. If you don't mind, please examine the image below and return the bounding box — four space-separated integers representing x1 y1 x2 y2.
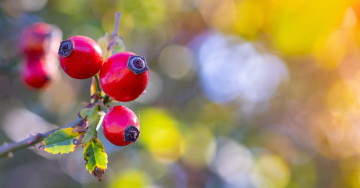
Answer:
198 0 236 34
40 78 77 114
210 138 254 187
20 0 47 12
252 154 290 188
70 24 103 41
52 0 85 15
198 33 288 104
262 131 301 164
290 161 317 187
136 70 163 104
326 80 359 115
116 0 166 30
343 7 357 28
233 0 266 40
340 159 360 188
159 45 194 79
139 108 184 163
313 30 354 70
1 1 22 16
182 124 215 168
310 112 356 159
267 0 351 55
111 169 152 188
2 108 58 141
163 0 191 12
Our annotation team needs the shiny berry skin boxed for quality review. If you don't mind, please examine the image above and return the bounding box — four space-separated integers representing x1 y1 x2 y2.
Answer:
18 22 62 57
20 57 53 89
58 35 103 79
99 51 149 102
102 106 140 146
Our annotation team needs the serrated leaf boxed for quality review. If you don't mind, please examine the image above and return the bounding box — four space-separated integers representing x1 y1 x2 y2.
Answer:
79 104 99 123
82 115 101 146
112 36 126 54
84 138 108 181
39 128 84 154
72 116 88 133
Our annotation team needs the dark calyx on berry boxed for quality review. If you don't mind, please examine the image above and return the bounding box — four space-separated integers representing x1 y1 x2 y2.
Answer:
124 125 140 142
58 39 73 57
127 55 148 75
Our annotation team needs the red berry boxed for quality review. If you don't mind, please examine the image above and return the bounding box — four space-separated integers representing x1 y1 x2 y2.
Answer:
18 22 62 58
58 35 103 79
99 52 149 102
20 56 56 89
102 106 140 146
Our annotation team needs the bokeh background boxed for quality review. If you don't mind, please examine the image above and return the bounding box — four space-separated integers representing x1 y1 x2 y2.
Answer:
1 0 360 187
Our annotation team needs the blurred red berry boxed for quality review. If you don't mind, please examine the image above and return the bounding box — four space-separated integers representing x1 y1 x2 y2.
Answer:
18 22 62 58
20 57 51 89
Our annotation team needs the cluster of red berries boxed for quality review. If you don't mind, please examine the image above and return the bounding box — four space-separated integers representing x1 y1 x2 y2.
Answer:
58 35 149 146
18 23 62 89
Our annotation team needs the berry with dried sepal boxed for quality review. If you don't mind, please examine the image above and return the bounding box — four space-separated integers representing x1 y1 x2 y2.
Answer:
99 51 149 102
58 35 103 79
102 106 140 146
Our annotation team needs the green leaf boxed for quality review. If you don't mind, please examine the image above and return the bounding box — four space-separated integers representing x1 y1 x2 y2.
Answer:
82 115 101 146
97 32 111 60
112 36 126 54
39 127 84 154
84 138 108 181
79 104 99 123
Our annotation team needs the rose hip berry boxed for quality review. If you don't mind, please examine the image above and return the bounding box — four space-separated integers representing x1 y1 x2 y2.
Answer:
99 51 149 102
102 106 140 146
20 57 52 89
58 35 103 79
18 22 62 57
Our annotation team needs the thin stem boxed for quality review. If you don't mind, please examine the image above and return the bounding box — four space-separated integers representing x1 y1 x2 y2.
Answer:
107 12 121 51
94 74 102 93
103 94 110 104
0 117 83 159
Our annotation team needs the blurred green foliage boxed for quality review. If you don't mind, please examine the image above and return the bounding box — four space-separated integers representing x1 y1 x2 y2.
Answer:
1 0 360 187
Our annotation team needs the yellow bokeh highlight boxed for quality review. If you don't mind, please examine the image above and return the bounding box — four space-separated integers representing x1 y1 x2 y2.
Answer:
253 154 290 188
198 0 237 34
326 80 359 115
139 108 184 163
340 159 360 188
111 169 151 188
233 0 266 40
312 6 359 70
267 0 352 55
182 124 215 168
313 30 350 70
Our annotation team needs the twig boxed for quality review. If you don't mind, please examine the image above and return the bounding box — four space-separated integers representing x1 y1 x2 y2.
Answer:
107 12 121 51
0 117 83 159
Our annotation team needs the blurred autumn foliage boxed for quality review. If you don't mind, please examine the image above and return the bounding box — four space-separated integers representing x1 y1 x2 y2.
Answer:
1 0 360 187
